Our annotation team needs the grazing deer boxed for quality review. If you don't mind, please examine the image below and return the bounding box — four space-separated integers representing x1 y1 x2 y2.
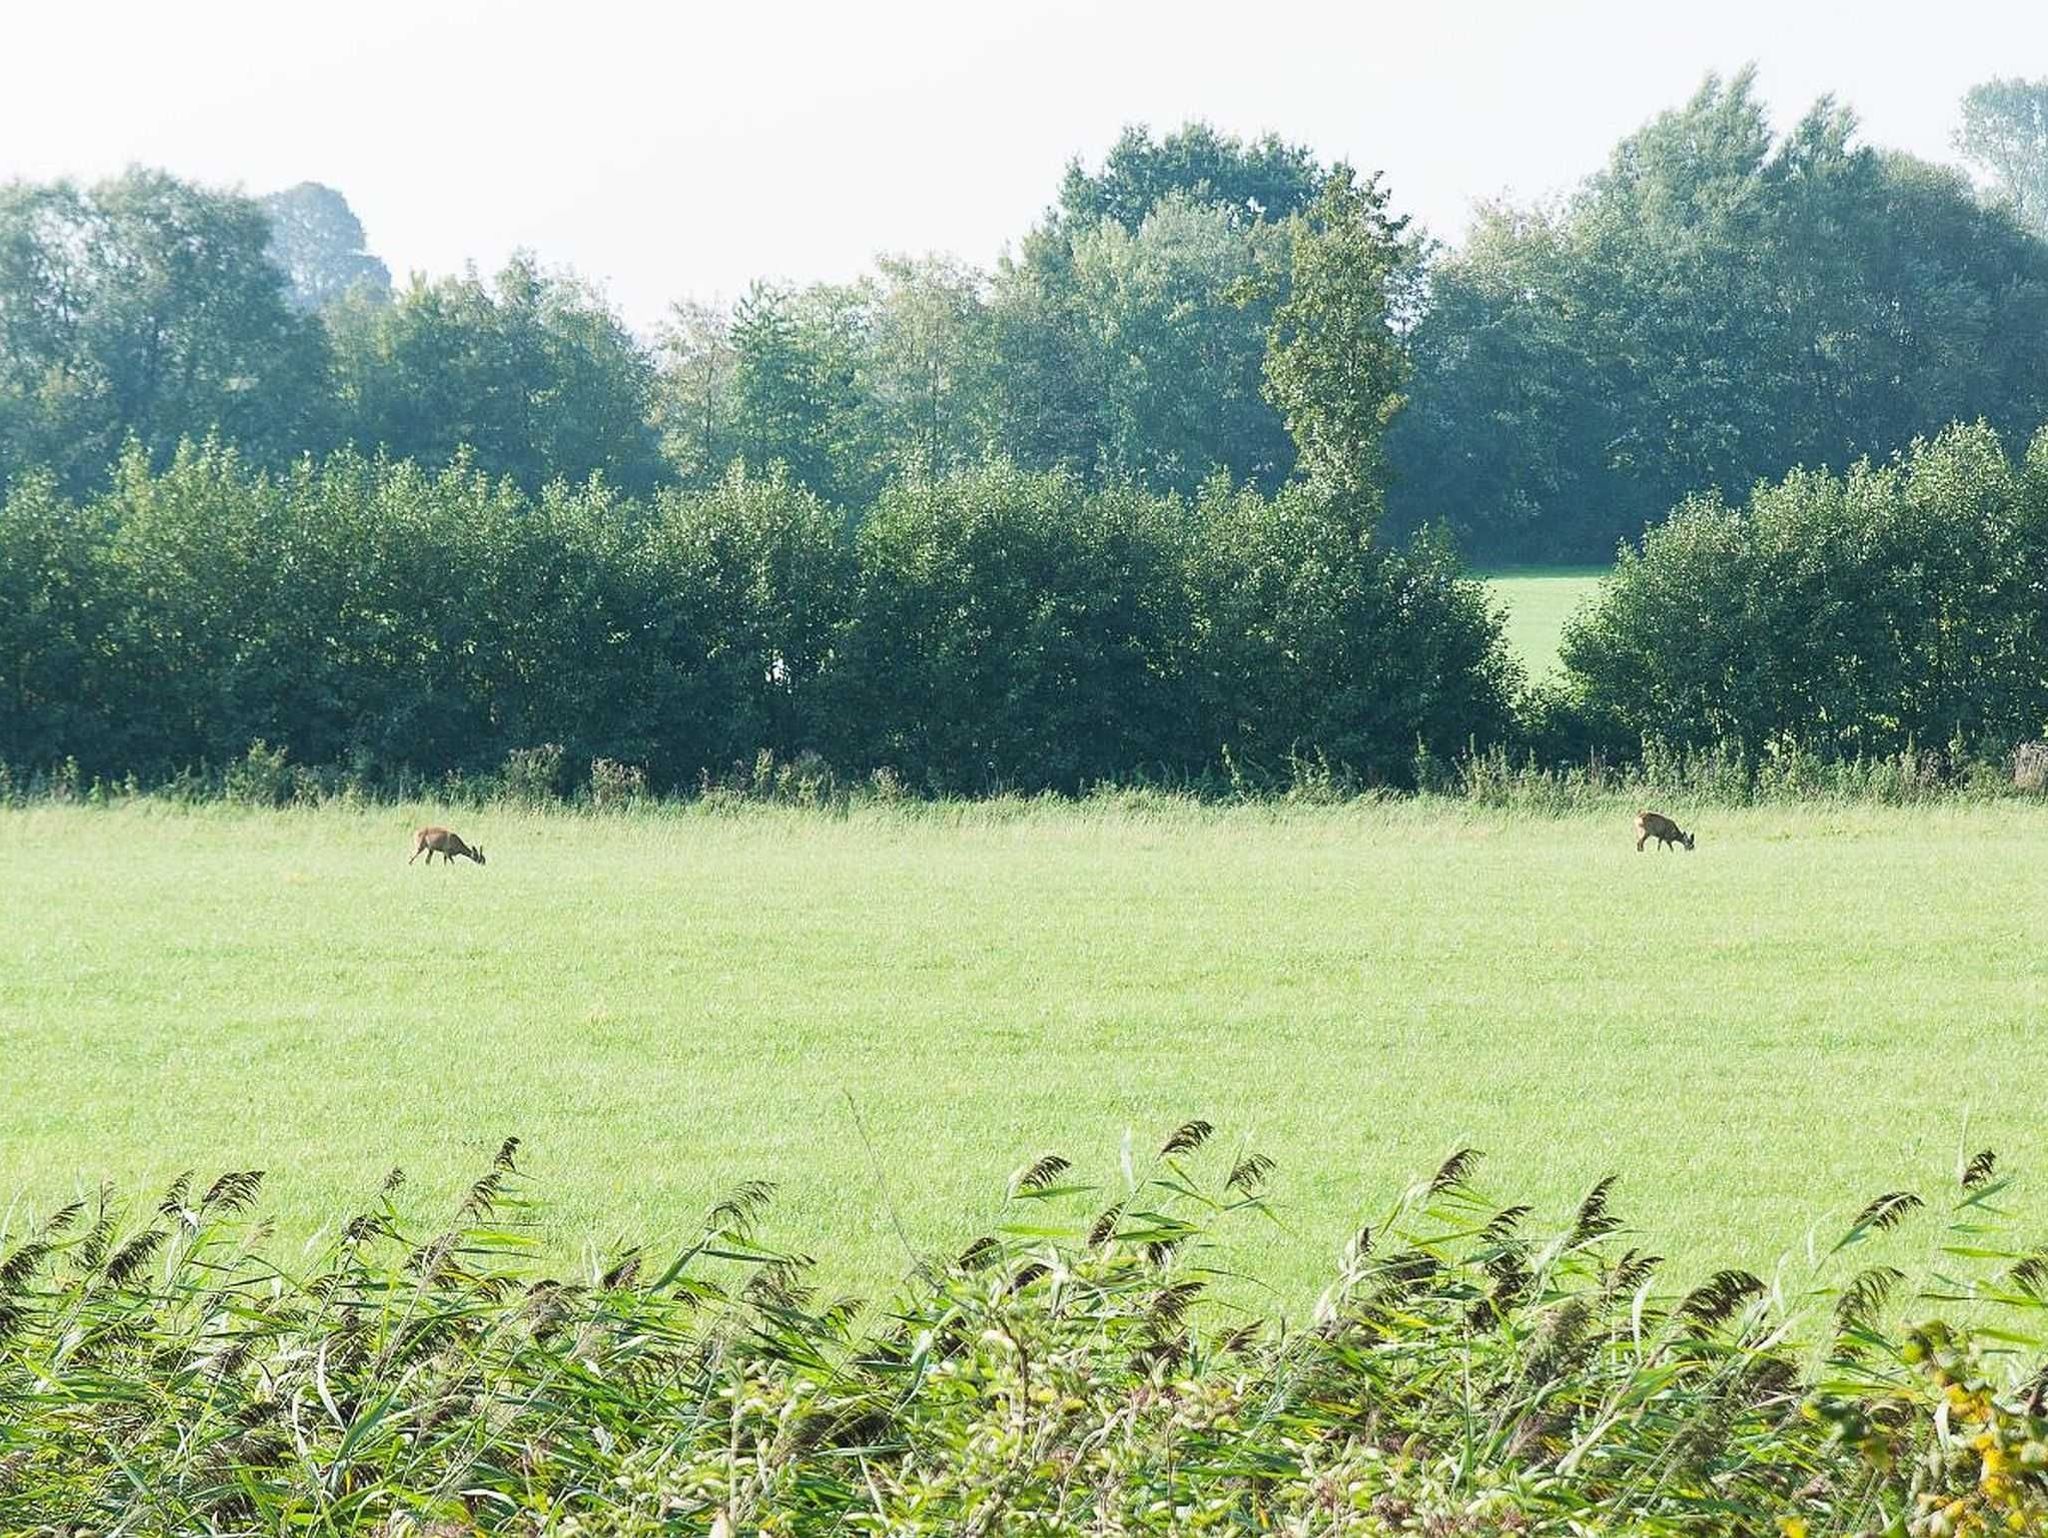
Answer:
1634 811 1694 852
409 826 486 866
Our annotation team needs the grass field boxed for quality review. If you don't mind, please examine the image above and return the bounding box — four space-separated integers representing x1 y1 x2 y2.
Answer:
5 797 2046 1309
1483 565 1609 675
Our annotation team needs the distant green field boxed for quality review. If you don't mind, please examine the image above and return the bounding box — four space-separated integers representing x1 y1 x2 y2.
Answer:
1483 566 1608 676
4 798 2045 1307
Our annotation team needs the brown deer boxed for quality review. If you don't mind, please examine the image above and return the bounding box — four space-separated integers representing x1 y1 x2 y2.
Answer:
409 826 486 866
1634 811 1694 852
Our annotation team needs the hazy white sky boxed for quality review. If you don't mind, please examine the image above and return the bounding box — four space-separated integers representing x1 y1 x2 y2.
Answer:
5 1 2044 330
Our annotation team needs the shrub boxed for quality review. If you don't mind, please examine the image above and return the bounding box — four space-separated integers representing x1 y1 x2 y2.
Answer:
499 742 566 806
0 448 1521 796
588 756 649 810
222 739 294 807
1561 423 2048 762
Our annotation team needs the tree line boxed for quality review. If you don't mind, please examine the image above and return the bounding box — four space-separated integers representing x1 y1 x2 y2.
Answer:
5 73 2048 564
7 73 2048 792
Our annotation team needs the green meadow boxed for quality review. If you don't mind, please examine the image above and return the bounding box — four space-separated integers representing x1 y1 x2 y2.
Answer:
5 797 2045 1306
1484 565 1609 675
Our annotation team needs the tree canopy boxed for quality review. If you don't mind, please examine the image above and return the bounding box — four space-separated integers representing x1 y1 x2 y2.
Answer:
3 88 2046 567
1387 71 2048 560
261 182 392 312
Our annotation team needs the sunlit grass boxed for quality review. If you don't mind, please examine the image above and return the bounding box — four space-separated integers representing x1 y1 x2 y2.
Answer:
1483 565 1608 676
3 796 2046 1305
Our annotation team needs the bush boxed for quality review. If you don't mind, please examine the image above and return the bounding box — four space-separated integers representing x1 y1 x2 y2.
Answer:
0 448 1525 797
587 756 649 809
222 739 294 807
498 742 566 806
838 466 1519 793
1560 422 2048 763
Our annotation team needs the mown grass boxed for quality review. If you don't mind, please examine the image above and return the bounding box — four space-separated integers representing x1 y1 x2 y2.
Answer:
1483 565 1608 675
4 797 2047 1307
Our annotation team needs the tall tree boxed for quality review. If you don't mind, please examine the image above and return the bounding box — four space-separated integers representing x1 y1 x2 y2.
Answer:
1067 194 1295 492
0 169 330 494
861 254 990 477
328 253 663 493
1260 166 1411 506
653 298 737 487
1057 122 1328 233
1389 71 2048 560
980 121 1334 493
260 182 392 312
1956 77 2048 238
981 228 1108 479
726 282 841 499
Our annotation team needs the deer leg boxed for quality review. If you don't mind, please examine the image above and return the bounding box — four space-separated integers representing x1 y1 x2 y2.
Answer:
408 847 420 864
1636 835 1646 851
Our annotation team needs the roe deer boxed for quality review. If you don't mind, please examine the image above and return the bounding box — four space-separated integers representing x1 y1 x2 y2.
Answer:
1634 811 1694 852
409 826 486 866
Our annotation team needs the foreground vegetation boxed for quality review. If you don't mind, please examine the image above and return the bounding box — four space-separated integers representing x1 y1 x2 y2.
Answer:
3 1129 2045 1533
6 797 2048 1306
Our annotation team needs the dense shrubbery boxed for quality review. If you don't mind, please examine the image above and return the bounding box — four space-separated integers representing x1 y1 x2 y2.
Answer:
4 1130 2046 1533
1557 422 2048 762
0 445 1517 795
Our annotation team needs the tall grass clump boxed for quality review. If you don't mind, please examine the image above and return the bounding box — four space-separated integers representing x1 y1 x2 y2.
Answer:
3 1128 2045 1533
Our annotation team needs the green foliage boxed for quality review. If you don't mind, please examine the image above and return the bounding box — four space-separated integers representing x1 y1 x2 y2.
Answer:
983 122 1332 497
0 449 1515 794
586 755 649 809
1055 119 1330 232
837 464 1513 792
260 181 392 312
1183 484 1517 783
1559 422 2048 759
651 297 736 485
14 86 2047 573
725 281 865 502
0 169 331 495
1067 195 1295 491
222 739 295 808
1391 70 2048 561
858 254 993 480
2 1135 2044 1532
1956 75 2048 238
837 463 1199 790
326 253 664 494
498 742 566 807
1260 165 1412 507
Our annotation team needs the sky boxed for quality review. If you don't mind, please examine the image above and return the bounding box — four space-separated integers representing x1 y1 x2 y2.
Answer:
4 1 2045 332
